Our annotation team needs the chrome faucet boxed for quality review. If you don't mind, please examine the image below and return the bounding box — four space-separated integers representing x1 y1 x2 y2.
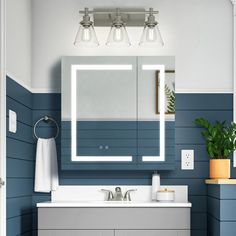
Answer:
101 189 114 201
101 187 137 201
114 187 123 201
124 189 137 201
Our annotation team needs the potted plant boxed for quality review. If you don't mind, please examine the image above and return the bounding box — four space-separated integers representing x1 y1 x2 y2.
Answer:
195 118 236 179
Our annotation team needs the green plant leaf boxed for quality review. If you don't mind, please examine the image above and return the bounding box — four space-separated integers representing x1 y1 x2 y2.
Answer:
194 118 236 159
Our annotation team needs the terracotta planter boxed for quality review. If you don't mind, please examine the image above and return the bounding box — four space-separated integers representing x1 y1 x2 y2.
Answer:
209 159 231 179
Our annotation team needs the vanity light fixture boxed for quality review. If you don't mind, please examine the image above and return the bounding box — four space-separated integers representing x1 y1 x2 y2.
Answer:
74 8 164 47
74 8 99 47
139 8 164 47
106 8 131 47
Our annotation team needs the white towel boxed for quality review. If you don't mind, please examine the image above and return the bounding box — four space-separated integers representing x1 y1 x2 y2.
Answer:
34 138 59 192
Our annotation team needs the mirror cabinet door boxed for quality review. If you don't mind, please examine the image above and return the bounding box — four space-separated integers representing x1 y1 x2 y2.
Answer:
138 57 175 167
61 57 137 166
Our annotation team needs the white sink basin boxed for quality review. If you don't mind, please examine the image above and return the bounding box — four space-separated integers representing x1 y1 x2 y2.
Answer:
37 185 191 208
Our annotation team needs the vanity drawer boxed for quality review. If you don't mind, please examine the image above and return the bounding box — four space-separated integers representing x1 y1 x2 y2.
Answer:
115 230 190 236
38 207 190 230
38 230 113 236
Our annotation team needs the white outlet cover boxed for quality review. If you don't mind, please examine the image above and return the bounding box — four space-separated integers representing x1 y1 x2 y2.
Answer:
181 150 194 170
9 110 17 133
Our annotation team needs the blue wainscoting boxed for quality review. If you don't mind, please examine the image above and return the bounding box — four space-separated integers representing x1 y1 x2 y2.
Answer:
6 77 34 236
32 92 233 236
6 76 235 236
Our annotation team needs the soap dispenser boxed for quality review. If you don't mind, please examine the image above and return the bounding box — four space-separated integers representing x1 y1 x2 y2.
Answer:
152 171 160 201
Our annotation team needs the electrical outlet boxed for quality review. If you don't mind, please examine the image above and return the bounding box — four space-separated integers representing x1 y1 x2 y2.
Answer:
181 150 194 170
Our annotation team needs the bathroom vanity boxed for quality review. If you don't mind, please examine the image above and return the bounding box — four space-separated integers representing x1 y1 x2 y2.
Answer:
38 206 190 236
37 186 191 236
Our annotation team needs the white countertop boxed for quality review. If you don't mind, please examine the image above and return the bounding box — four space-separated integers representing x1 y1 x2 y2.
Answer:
37 200 192 208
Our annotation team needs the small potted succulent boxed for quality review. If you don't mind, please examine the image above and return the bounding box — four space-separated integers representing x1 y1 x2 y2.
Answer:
195 118 236 179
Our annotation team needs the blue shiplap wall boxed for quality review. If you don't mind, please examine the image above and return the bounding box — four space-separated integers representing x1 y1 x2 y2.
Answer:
32 92 233 236
7 76 235 236
6 77 34 236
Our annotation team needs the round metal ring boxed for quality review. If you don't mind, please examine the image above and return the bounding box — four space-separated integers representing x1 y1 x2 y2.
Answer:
33 116 59 139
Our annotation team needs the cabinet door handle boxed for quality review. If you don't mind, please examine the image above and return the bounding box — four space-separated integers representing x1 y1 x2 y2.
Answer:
105 145 109 150
99 145 103 150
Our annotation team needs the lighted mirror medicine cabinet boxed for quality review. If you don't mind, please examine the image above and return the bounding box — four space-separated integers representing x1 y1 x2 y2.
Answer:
61 56 175 170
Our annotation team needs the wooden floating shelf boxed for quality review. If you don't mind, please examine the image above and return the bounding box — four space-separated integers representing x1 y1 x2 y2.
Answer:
205 179 236 185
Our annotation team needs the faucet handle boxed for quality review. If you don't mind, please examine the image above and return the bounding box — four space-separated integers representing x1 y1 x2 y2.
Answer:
101 189 114 201
124 189 137 201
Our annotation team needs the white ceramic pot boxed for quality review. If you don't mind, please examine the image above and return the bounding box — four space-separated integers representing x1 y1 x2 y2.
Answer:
156 188 175 202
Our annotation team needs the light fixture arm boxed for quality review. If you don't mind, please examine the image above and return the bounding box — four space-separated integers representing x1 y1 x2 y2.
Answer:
79 9 159 15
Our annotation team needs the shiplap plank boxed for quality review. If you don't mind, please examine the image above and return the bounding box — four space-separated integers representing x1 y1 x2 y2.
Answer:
175 110 232 127
7 196 33 218
7 138 35 161
7 158 34 178
6 76 32 108
33 93 61 110
7 178 34 198
189 196 207 213
176 94 233 110
191 213 207 230
7 213 32 236
175 128 204 144
191 230 207 236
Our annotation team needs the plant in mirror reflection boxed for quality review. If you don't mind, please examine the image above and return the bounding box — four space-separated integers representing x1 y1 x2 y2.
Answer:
165 83 175 113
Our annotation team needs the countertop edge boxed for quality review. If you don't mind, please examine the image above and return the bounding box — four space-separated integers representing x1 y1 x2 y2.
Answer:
36 202 192 208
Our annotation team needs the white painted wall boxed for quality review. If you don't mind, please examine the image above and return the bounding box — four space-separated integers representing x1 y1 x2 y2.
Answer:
32 0 233 93
6 0 31 89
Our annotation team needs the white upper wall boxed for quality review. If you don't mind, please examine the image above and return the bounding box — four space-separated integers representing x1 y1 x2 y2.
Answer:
31 0 233 93
6 0 31 89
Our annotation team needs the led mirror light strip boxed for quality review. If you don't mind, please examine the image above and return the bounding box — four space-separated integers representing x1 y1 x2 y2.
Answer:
71 64 133 162
142 64 165 162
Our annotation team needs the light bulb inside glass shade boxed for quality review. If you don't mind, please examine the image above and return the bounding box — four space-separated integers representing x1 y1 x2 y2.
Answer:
139 25 164 47
106 25 131 47
74 24 99 47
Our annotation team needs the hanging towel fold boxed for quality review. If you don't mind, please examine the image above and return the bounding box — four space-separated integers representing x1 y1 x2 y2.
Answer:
34 138 59 193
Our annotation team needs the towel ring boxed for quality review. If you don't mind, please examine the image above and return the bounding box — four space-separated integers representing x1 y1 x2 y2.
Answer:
33 116 59 139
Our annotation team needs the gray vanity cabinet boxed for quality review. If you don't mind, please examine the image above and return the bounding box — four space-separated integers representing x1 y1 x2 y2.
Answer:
38 207 190 236
115 230 189 236
38 230 113 236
